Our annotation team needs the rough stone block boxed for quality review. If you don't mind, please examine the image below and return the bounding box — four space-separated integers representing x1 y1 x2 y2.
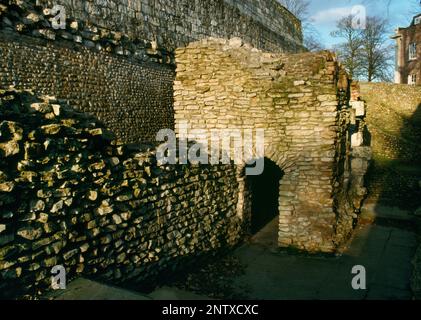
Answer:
351 101 365 117
351 132 364 147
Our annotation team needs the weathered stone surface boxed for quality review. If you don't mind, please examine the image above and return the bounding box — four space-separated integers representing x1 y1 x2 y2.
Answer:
0 121 23 157
50 200 64 214
359 82 421 163
88 190 98 201
174 38 371 252
17 226 43 240
35 0 303 53
0 89 242 300
0 0 303 144
351 101 366 117
351 132 364 147
0 182 15 192
30 200 45 212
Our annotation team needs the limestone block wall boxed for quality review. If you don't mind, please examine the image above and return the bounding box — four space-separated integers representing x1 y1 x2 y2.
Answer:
0 89 243 299
174 38 371 252
36 0 303 53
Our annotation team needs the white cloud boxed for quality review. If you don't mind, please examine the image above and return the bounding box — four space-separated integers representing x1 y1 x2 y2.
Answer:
310 6 354 25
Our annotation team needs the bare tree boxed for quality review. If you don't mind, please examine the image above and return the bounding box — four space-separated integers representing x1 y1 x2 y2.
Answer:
278 0 325 51
359 16 394 82
277 0 310 20
304 32 324 52
331 15 364 79
331 14 394 82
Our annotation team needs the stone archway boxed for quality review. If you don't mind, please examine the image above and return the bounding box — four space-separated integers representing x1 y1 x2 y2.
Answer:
263 147 301 248
238 147 301 248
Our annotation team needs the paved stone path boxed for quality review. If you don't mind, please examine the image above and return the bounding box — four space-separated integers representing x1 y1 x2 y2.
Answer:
47 278 210 300
48 278 152 300
234 219 418 300
48 208 419 300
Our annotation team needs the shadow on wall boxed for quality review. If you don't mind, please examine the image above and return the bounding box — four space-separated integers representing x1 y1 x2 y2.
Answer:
369 103 421 211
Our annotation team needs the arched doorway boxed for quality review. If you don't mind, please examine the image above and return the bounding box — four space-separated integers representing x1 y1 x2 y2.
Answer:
247 158 284 245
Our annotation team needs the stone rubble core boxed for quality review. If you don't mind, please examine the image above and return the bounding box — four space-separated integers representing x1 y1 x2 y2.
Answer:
0 89 244 299
173 38 372 253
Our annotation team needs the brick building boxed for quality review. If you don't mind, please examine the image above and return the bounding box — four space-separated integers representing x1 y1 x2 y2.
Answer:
392 13 421 85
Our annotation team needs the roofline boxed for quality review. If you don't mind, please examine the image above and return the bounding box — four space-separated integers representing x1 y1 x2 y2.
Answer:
395 12 421 30
411 13 421 25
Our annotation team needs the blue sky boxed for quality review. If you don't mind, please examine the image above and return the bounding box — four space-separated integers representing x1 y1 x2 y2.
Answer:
308 0 420 49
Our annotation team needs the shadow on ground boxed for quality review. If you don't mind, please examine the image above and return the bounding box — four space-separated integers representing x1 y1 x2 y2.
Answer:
151 216 417 300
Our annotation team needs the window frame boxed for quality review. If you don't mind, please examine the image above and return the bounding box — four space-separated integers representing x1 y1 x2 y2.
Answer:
408 74 417 85
409 43 417 60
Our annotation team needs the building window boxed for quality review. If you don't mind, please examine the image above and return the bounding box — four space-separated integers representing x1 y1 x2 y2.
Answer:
408 74 417 85
409 43 417 60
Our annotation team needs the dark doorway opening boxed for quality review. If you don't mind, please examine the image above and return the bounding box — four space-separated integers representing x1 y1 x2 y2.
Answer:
247 158 284 235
